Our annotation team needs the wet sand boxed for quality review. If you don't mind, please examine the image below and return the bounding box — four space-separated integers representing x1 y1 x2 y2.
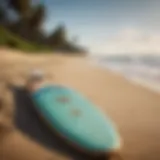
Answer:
0 49 160 160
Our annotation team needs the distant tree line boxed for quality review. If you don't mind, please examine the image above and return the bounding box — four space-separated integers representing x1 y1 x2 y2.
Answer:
0 0 86 53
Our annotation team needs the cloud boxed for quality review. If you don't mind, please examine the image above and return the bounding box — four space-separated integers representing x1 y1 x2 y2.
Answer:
91 28 160 55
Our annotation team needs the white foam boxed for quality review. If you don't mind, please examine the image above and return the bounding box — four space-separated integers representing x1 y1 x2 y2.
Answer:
93 58 160 94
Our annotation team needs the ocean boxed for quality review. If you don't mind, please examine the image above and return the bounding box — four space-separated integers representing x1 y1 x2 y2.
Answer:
93 55 160 94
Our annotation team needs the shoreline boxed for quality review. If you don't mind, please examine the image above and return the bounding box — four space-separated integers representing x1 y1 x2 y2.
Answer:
93 58 160 95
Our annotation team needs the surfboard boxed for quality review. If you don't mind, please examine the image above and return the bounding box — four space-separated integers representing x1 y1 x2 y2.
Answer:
31 85 121 152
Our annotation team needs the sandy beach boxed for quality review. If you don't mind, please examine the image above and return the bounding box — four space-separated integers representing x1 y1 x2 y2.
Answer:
0 49 160 160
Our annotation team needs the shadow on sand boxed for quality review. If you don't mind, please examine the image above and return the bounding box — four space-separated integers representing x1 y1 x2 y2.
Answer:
13 87 111 160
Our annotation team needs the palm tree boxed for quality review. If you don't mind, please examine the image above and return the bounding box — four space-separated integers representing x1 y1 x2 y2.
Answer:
29 4 45 30
9 0 31 18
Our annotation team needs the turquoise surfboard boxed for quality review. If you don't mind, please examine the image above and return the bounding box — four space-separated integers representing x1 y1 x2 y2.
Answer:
31 85 121 152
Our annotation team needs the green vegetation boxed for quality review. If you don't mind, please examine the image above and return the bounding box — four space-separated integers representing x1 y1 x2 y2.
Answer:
0 26 51 52
0 0 86 54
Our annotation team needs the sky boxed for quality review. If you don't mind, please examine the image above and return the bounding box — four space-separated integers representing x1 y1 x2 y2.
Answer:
41 0 160 55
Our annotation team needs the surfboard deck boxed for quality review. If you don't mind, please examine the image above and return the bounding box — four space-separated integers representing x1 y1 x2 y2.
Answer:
31 85 121 152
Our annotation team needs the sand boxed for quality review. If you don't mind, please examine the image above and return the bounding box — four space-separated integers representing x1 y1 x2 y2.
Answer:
0 48 160 160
